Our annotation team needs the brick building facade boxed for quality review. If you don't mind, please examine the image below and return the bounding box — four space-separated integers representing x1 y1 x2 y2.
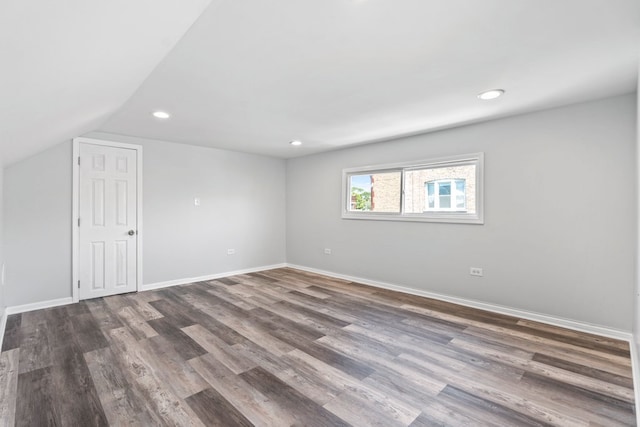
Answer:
359 165 476 213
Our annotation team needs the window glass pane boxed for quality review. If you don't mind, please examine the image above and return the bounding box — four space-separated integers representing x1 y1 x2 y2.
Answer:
405 164 476 213
455 180 466 209
344 154 482 223
349 174 372 211
349 171 401 213
439 182 451 195
371 171 401 212
426 182 435 208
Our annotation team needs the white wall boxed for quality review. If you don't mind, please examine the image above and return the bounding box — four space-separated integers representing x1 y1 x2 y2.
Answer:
4 134 286 306
287 94 636 331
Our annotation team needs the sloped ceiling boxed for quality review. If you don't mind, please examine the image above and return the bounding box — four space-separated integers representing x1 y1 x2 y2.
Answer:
0 0 211 165
3 1 640 163
100 0 640 158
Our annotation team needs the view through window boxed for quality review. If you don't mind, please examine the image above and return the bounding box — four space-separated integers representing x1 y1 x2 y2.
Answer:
344 153 483 223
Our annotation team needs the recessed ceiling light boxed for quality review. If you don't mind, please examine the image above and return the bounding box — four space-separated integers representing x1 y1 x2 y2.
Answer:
152 111 170 119
289 140 302 146
477 89 505 100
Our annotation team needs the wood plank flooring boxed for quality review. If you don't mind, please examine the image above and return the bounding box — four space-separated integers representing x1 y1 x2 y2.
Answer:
0 267 635 426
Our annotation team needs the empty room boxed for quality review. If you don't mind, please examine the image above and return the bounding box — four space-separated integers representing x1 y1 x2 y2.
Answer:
1 0 639 426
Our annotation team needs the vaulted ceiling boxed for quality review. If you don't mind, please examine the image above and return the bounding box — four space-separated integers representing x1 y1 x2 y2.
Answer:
0 0 211 165
3 0 639 164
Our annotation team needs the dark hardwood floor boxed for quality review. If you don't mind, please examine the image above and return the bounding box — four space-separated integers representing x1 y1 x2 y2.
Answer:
0 268 635 426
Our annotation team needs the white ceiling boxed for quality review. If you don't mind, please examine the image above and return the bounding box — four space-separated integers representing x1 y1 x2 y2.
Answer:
0 0 211 165
4 1 640 164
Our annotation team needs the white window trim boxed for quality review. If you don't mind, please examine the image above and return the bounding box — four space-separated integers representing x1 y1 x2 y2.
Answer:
341 153 484 224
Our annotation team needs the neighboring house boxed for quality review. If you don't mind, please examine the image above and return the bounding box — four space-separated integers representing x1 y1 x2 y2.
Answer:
356 165 477 213
403 165 477 214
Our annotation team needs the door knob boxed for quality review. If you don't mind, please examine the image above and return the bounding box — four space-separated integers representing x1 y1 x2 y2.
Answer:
128 230 136 236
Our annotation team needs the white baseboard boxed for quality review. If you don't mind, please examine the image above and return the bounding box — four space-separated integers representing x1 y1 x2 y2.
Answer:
0 264 632 342
286 264 633 341
141 263 287 292
0 264 288 316
0 308 7 352
0 263 636 419
6 297 74 315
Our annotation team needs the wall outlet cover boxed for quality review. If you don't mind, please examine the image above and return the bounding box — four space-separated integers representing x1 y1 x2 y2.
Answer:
470 267 483 277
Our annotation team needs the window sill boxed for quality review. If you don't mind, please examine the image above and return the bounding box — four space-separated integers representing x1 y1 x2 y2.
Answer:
341 213 484 225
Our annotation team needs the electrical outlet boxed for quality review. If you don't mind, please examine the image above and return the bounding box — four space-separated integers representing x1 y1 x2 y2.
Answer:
324 248 332 255
470 267 483 277
227 249 235 255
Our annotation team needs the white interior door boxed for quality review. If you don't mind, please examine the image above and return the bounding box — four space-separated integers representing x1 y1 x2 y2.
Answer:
78 143 138 300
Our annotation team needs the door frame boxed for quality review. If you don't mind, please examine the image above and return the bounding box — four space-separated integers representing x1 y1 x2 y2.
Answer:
72 137 143 303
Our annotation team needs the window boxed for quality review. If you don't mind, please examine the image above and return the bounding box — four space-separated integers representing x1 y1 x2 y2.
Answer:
343 153 483 224
426 179 466 211
348 171 401 213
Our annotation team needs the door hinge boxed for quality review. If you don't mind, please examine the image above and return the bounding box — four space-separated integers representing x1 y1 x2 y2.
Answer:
78 157 80 166
78 218 80 227
77 280 80 289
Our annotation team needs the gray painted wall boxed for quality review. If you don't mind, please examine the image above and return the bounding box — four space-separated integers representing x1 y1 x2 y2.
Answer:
635 83 640 348
286 94 637 331
4 134 286 306
0 166 4 315
5 143 73 306
87 132 287 285
3 95 635 331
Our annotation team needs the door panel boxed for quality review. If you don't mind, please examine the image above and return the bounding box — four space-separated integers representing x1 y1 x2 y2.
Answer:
79 143 137 300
